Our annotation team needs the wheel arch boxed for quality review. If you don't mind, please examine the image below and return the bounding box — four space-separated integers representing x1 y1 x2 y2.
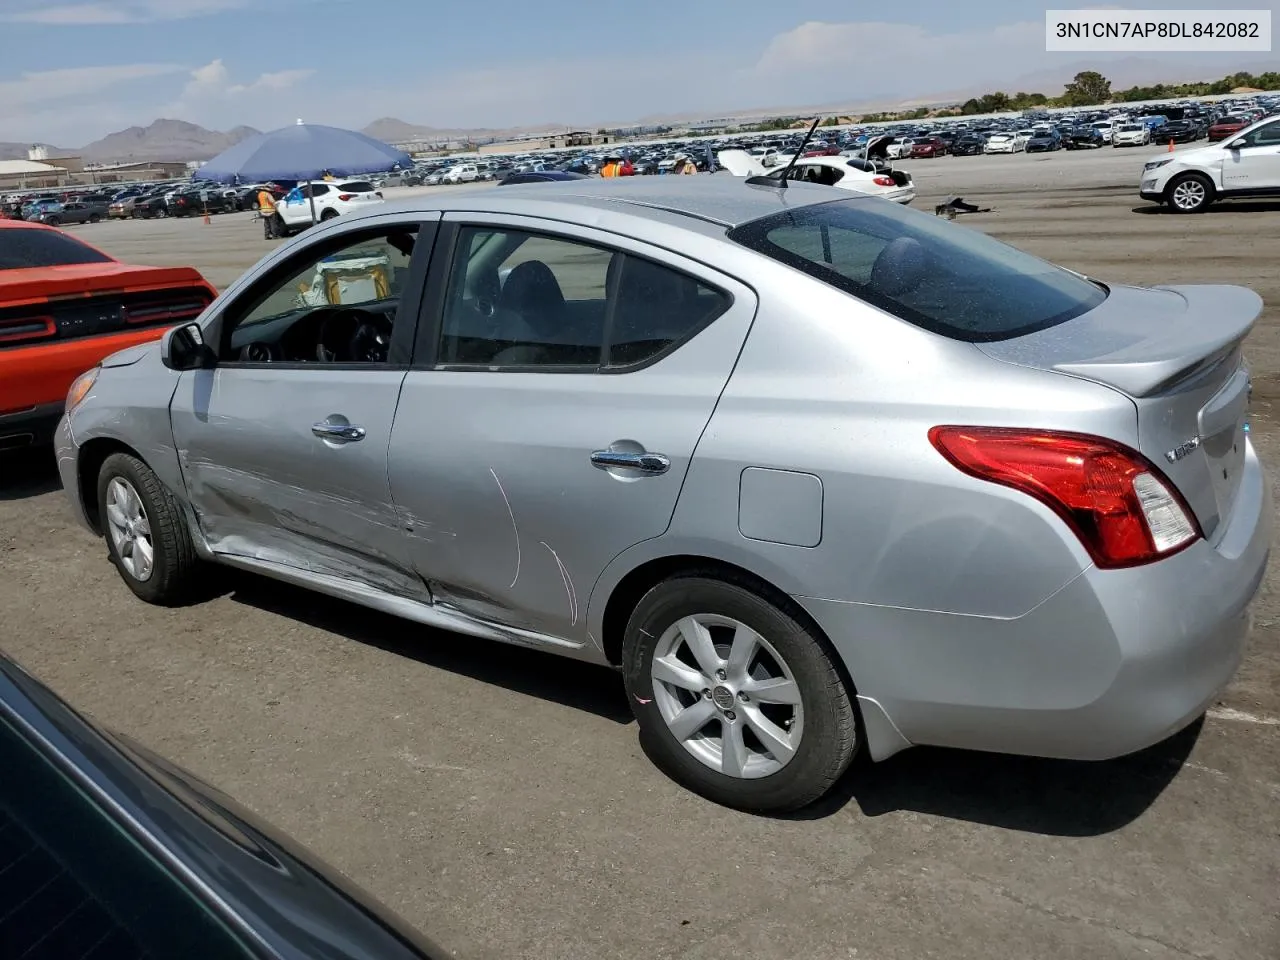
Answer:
595 551 858 699
77 437 147 534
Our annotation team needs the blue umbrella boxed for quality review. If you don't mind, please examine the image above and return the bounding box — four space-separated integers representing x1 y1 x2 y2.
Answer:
198 121 414 184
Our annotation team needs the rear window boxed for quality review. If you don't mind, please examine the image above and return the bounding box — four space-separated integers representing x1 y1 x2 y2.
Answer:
0 229 113 270
728 198 1106 343
338 181 375 193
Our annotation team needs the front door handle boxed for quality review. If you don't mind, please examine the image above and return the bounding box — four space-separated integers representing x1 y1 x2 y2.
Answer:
312 422 366 442
590 450 671 474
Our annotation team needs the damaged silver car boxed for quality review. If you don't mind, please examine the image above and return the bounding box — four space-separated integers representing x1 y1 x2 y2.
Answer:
56 178 1269 813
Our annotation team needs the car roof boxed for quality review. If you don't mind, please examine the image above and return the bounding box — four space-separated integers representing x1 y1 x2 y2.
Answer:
373 177 845 229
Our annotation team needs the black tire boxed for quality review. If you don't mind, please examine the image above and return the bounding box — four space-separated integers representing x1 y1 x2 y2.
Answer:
45 217 60 227
88 213 102 223
319 208 339 221
97 453 201 606
1165 172 1214 213
621 575 857 813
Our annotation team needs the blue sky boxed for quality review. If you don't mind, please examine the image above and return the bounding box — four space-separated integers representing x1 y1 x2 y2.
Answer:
1 0 1275 144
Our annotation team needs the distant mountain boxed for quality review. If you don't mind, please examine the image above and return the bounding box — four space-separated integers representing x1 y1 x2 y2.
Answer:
0 142 73 161
78 119 260 163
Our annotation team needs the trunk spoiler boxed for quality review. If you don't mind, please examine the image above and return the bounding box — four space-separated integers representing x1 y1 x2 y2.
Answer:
979 284 1262 398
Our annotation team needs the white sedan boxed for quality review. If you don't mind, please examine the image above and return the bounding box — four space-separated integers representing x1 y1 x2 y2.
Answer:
984 133 1020 154
1113 123 1153 147
276 179 385 233
717 150 915 204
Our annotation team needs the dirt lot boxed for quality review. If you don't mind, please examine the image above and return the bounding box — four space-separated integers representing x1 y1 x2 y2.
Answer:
3 146 1279 960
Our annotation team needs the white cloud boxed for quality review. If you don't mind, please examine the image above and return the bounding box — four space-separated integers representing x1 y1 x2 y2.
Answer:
151 59 314 129
2 0 248 25
228 68 315 96
174 59 313 101
0 64 185 111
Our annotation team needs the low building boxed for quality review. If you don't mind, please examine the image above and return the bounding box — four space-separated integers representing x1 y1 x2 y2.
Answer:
0 160 68 190
80 160 192 183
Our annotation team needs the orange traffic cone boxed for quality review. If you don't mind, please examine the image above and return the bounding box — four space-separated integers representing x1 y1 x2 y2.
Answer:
1168 139 1175 152
202 204 211 224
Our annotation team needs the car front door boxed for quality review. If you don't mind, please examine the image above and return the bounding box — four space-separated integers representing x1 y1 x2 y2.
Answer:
1221 119 1280 191
387 215 758 643
169 215 438 597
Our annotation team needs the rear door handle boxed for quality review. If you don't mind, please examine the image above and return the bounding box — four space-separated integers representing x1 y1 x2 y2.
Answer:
312 422 366 442
591 450 671 474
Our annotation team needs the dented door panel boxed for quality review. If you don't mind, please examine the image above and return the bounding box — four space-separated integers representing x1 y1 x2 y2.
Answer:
388 216 760 642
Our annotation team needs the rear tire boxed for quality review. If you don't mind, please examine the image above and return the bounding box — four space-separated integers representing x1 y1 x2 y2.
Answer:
88 213 102 223
1166 173 1214 213
622 575 858 813
319 208 339 221
45 217 60 226
97 453 202 606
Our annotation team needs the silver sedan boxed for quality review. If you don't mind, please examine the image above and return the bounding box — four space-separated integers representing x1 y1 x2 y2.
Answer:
56 178 1270 812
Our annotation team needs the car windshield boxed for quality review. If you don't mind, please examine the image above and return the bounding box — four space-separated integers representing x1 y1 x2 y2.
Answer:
727 197 1107 343
0 228 113 269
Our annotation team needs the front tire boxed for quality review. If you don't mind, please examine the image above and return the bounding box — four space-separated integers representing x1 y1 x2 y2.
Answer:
97 453 201 606
1166 173 1214 213
622 575 857 813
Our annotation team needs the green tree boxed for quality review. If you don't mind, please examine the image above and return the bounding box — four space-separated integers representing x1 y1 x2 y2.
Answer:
1062 70 1111 106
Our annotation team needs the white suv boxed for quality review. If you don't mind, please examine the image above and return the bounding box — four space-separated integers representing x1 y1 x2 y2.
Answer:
1140 114 1280 213
442 164 479 184
275 179 384 232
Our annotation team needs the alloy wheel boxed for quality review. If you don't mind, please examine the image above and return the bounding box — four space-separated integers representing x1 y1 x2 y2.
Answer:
650 614 804 779
1171 179 1207 211
105 477 155 582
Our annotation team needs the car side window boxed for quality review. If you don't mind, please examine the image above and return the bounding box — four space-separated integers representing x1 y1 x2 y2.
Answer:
438 227 612 368
437 226 730 370
1241 120 1280 146
605 256 732 368
221 226 418 364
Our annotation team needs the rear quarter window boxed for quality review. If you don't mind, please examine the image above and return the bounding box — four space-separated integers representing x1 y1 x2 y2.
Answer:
338 181 375 193
728 198 1106 343
0 229 113 270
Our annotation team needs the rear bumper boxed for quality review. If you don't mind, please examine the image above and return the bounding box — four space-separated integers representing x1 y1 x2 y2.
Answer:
0 402 63 450
800 439 1270 763
4 329 168 421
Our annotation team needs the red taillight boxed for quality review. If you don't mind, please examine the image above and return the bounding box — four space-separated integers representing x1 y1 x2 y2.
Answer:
873 176 896 186
123 296 211 326
0 315 56 345
338 193 354 201
928 426 1201 568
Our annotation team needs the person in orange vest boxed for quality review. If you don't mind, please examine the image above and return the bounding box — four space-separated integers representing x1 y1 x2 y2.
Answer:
257 187 281 239
600 156 621 178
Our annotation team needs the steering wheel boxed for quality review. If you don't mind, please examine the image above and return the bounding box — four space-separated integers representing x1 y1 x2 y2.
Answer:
315 308 393 363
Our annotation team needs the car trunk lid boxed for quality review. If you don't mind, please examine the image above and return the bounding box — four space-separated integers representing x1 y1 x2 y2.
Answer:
978 283 1260 540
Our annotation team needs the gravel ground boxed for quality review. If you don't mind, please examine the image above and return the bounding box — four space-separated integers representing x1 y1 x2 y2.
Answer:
3 144 1279 960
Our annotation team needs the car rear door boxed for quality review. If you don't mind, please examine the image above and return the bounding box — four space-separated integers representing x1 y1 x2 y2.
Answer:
386 215 758 643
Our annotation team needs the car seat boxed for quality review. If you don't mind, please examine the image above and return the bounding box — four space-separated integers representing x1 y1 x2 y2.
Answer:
869 236 928 297
499 260 566 334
